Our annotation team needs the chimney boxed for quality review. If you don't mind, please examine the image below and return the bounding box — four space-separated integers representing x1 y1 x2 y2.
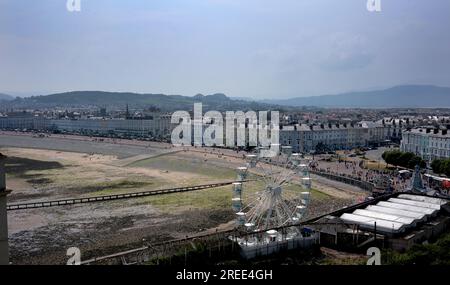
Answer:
442 129 448 136
0 153 11 265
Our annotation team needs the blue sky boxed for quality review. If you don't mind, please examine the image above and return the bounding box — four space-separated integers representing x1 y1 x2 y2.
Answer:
0 0 449 99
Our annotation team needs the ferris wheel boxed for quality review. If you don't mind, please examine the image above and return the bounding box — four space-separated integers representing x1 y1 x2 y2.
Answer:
232 145 312 233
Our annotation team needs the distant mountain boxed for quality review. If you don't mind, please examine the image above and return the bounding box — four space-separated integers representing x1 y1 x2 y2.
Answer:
11 91 277 111
10 85 447 110
261 85 450 108
230 96 255 102
0 93 13 101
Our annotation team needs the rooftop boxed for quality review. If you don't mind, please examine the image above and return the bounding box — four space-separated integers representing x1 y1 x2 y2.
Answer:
337 193 449 235
405 127 449 138
281 123 363 132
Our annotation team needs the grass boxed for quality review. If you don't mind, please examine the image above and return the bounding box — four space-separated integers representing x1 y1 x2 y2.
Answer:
363 160 388 170
13 165 170 196
81 180 163 196
137 185 233 212
6 152 238 200
4 156 64 180
128 154 236 180
317 256 367 265
4 156 64 173
138 175 330 213
282 183 331 200
6 151 332 215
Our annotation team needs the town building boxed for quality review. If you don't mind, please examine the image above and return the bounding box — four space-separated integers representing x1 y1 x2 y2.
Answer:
376 117 417 143
401 127 450 162
280 123 369 153
1 114 397 152
0 115 172 140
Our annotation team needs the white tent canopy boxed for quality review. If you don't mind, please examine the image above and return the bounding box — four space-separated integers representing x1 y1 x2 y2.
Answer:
398 194 448 206
339 195 448 234
377 201 436 216
388 198 441 210
340 213 406 234
352 209 416 226
365 205 426 222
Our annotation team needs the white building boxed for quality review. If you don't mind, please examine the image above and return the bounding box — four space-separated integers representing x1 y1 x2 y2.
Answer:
176 117 276 148
376 117 415 142
358 121 390 145
0 116 50 131
0 115 172 139
280 123 369 153
400 127 450 162
50 117 171 138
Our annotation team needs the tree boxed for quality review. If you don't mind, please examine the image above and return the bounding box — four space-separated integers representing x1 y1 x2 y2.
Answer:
398 152 414 167
431 159 442 173
382 150 426 169
431 159 450 176
408 156 426 169
444 160 450 177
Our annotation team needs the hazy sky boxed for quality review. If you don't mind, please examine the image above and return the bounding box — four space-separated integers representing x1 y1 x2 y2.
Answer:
1 0 449 99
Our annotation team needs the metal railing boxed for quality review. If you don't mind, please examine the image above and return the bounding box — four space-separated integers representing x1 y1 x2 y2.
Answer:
7 181 240 211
